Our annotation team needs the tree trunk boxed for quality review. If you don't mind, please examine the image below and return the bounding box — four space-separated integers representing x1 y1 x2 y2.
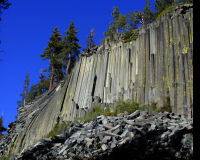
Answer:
65 54 71 76
23 97 26 106
49 66 55 91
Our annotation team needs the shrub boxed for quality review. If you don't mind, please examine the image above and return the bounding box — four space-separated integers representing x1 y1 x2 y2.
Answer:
104 107 112 116
0 154 13 160
155 2 185 21
139 102 158 113
73 99 171 124
82 104 104 122
44 121 69 138
113 100 140 114
122 30 139 43
156 96 171 112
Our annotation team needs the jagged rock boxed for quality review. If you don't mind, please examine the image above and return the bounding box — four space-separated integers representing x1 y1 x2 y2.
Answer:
12 111 193 160
127 110 140 120
101 144 108 151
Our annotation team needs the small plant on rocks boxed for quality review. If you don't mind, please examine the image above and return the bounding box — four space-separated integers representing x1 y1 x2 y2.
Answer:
44 121 69 138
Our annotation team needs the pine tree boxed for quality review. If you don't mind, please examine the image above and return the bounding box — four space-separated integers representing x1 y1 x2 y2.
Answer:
127 11 140 30
142 0 153 24
0 115 6 137
116 14 127 33
61 21 81 76
154 0 174 15
112 6 120 33
0 0 11 45
154 0 193 19
27 84 40 101
38 69 49 95
23 70 50 103
84 28 96 50
111 7 127 33
103 22 115 39
40 27 64 90
23 72 30 105
104 7 127 39
17 72 30 108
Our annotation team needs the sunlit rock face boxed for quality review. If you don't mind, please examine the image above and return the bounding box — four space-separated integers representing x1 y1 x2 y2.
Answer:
0 4 193 157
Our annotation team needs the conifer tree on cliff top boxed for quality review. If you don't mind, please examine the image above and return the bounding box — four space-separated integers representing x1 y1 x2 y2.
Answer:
40 27 64 90
112 6 120 33
141 0 153 25
0 115 6 137
61 21 81 76
112 6 127 33
104 6 127 39
17 72 30 108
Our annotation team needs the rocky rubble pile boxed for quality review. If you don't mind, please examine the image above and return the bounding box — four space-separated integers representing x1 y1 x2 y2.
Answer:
14 111 193 160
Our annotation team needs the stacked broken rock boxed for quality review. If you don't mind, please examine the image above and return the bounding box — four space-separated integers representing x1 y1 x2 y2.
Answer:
14 110 193 160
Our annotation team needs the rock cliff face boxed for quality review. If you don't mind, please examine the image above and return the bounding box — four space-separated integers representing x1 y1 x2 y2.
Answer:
0 4 193 157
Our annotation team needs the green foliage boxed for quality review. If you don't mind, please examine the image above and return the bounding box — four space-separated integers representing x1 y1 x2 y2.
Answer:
84 28 96 50
104 107 112 116
156 105 171 112
40 27 64 82
142 0 154 24
38 70 50 93
126 11 140 30
116 14 127 32
44 121 69 138
103 22 115 39
0 0 11 21
154 0 174 16
102 0 192 44
155 2 184 20
62 21 81 58
153 0 191 20
0 153 13 160
21 72 50 104
156 96 171 112
74 101 146 123
139 102 158 113
27 78 50 103
186 0 193 3
27 84 41 102
83 105 104 122
104 7 127 39
61 21 81 74
113 100 140 114
123 35 139 43
122 30 139 43
16 23 81 104
0 115 6 136
17 72 30 108
103 1 154 42
74 99 172 124
112 6 120 26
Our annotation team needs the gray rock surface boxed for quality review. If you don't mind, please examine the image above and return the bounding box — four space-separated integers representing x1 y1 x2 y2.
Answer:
14 111 193 160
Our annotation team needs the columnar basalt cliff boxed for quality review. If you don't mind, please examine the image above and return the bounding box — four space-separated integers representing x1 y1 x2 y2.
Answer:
0 4 193 157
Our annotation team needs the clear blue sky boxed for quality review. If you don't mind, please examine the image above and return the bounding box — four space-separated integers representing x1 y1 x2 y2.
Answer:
0 0 155 128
